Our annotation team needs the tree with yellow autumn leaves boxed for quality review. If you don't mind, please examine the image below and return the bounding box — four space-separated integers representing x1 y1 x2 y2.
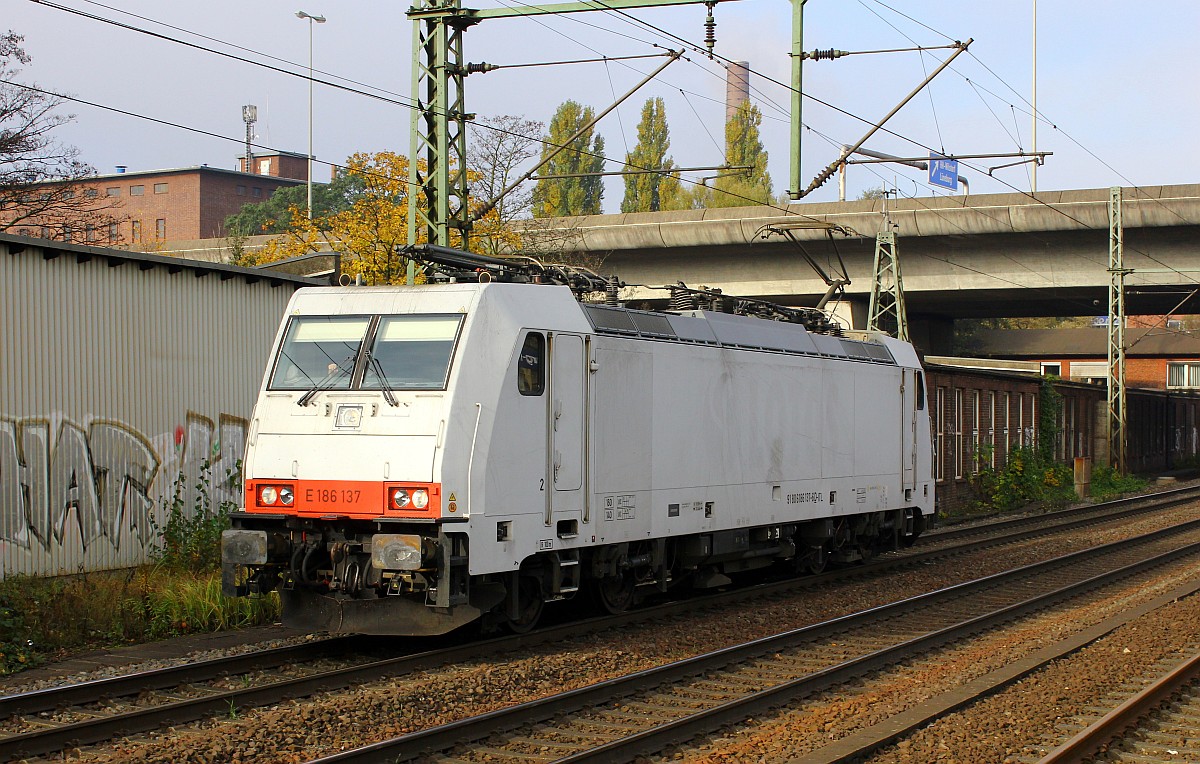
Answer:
230 144 532 283
244 152 416 284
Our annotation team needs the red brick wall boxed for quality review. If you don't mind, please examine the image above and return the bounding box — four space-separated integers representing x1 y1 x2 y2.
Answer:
1042 357 1173 390
237 154 309 181
5 170 303 244
925 367 1042 516
198 173 297 238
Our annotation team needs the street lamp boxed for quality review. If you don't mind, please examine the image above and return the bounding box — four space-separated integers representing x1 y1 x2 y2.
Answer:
296 10 326 220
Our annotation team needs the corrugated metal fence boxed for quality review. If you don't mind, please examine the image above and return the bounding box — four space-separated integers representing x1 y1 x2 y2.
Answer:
1 234 317 579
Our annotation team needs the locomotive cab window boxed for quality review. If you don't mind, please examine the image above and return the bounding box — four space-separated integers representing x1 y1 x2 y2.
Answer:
916 371 925 410
363 315 463 390
517 332 545 396
269 316 370 390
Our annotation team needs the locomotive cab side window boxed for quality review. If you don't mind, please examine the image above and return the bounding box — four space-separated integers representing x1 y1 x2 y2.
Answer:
916 371 926 410
269 316 370 390
517 332 545 396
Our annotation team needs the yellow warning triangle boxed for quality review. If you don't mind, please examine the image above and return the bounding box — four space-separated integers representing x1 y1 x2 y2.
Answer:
448 493 457 502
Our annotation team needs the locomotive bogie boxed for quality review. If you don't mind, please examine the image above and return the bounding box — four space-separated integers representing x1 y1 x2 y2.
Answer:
223 283 933 635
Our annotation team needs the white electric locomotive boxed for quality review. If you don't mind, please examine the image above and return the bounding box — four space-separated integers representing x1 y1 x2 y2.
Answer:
222 253 934 635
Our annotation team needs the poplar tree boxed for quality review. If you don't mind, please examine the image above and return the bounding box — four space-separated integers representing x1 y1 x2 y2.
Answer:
620 97 686 213
531 101 605 217
712 100 773 207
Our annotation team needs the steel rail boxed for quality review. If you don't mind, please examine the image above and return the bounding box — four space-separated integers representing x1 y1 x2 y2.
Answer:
0 635 359 718
3 483 1195 760
917 482 1200 546
1037 651 1200 764
305 520 1200 763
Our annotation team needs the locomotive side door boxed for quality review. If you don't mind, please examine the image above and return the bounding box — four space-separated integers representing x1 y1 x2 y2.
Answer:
546 333 585 523
901 368 917 491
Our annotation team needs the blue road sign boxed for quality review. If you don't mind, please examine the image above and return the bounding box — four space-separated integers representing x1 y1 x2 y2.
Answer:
929 155 959 191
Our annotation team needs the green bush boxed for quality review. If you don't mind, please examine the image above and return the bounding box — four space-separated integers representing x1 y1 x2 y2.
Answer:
0 569 280 675
1090 465 1148 502
969 446 1077 512
967 379 1077 512
153 460 239 573
0 591 38 674
0 460 280 676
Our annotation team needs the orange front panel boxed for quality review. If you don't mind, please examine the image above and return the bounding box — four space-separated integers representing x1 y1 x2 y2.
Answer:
245 480 441 519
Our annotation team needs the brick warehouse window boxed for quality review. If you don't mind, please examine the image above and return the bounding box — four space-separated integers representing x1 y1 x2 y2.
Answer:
105 187 120 197
954 389 964 480
1017 393 1024 447
987 391 996 468
153 182 168 194
108 222 119 240
155 218 166 239
130 185 144 196
971 390 981 474
131 220 141 242
1167 362 1200 389
998 393 1008 458
935 387 946 482
236 185 246 195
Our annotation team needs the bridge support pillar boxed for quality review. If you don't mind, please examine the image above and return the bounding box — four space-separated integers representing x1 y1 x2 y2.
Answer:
906 317 955 355
833 299 867 331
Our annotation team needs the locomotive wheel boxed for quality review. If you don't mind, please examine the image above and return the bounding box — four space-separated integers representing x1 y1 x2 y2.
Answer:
804 544 828 575
505 575 544 634
593 570 637 614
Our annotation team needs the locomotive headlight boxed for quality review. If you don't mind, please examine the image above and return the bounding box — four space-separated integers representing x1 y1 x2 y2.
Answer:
390 488 410 509
371 534 423 570
260 486 279 506
279 486 294 506
411 489 429 509
221 530 268 565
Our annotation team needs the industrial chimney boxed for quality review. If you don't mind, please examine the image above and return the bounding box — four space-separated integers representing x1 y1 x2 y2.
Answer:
725 61 750 121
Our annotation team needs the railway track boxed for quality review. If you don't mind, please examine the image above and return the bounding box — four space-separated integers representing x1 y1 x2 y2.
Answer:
304 519 1200 763
914 482 1200 547
1037 651 1200 764
3 486 1198 762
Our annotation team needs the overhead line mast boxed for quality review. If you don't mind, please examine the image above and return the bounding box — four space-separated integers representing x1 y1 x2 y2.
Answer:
404 0 810 266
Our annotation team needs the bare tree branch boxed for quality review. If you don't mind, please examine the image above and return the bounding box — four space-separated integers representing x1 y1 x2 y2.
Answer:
0 30 120 243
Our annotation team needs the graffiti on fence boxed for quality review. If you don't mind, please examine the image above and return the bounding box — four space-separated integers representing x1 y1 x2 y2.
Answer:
0 412 246 554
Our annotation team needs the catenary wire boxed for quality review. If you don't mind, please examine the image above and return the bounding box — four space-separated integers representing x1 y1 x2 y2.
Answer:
30 0 1199 278
861 0 1198 232
566 0 1200 306
25 1 831 221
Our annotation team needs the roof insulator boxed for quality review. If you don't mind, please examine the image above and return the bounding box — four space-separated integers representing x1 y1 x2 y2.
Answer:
802 48 849 61
703 2 716 59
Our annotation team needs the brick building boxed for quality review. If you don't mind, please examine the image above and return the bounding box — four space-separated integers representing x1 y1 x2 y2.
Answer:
924 361 1200 515
968 327 1200 391
4 154 308 246
236 151 310 180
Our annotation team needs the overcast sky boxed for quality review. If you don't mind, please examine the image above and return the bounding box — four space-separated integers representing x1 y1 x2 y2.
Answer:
10 0 1200 212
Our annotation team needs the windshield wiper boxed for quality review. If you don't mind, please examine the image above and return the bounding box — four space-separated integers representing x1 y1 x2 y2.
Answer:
297 354 355 407
371 355 399 407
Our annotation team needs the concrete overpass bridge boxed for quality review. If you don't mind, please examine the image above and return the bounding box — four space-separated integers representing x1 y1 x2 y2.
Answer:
526 184 1200 352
